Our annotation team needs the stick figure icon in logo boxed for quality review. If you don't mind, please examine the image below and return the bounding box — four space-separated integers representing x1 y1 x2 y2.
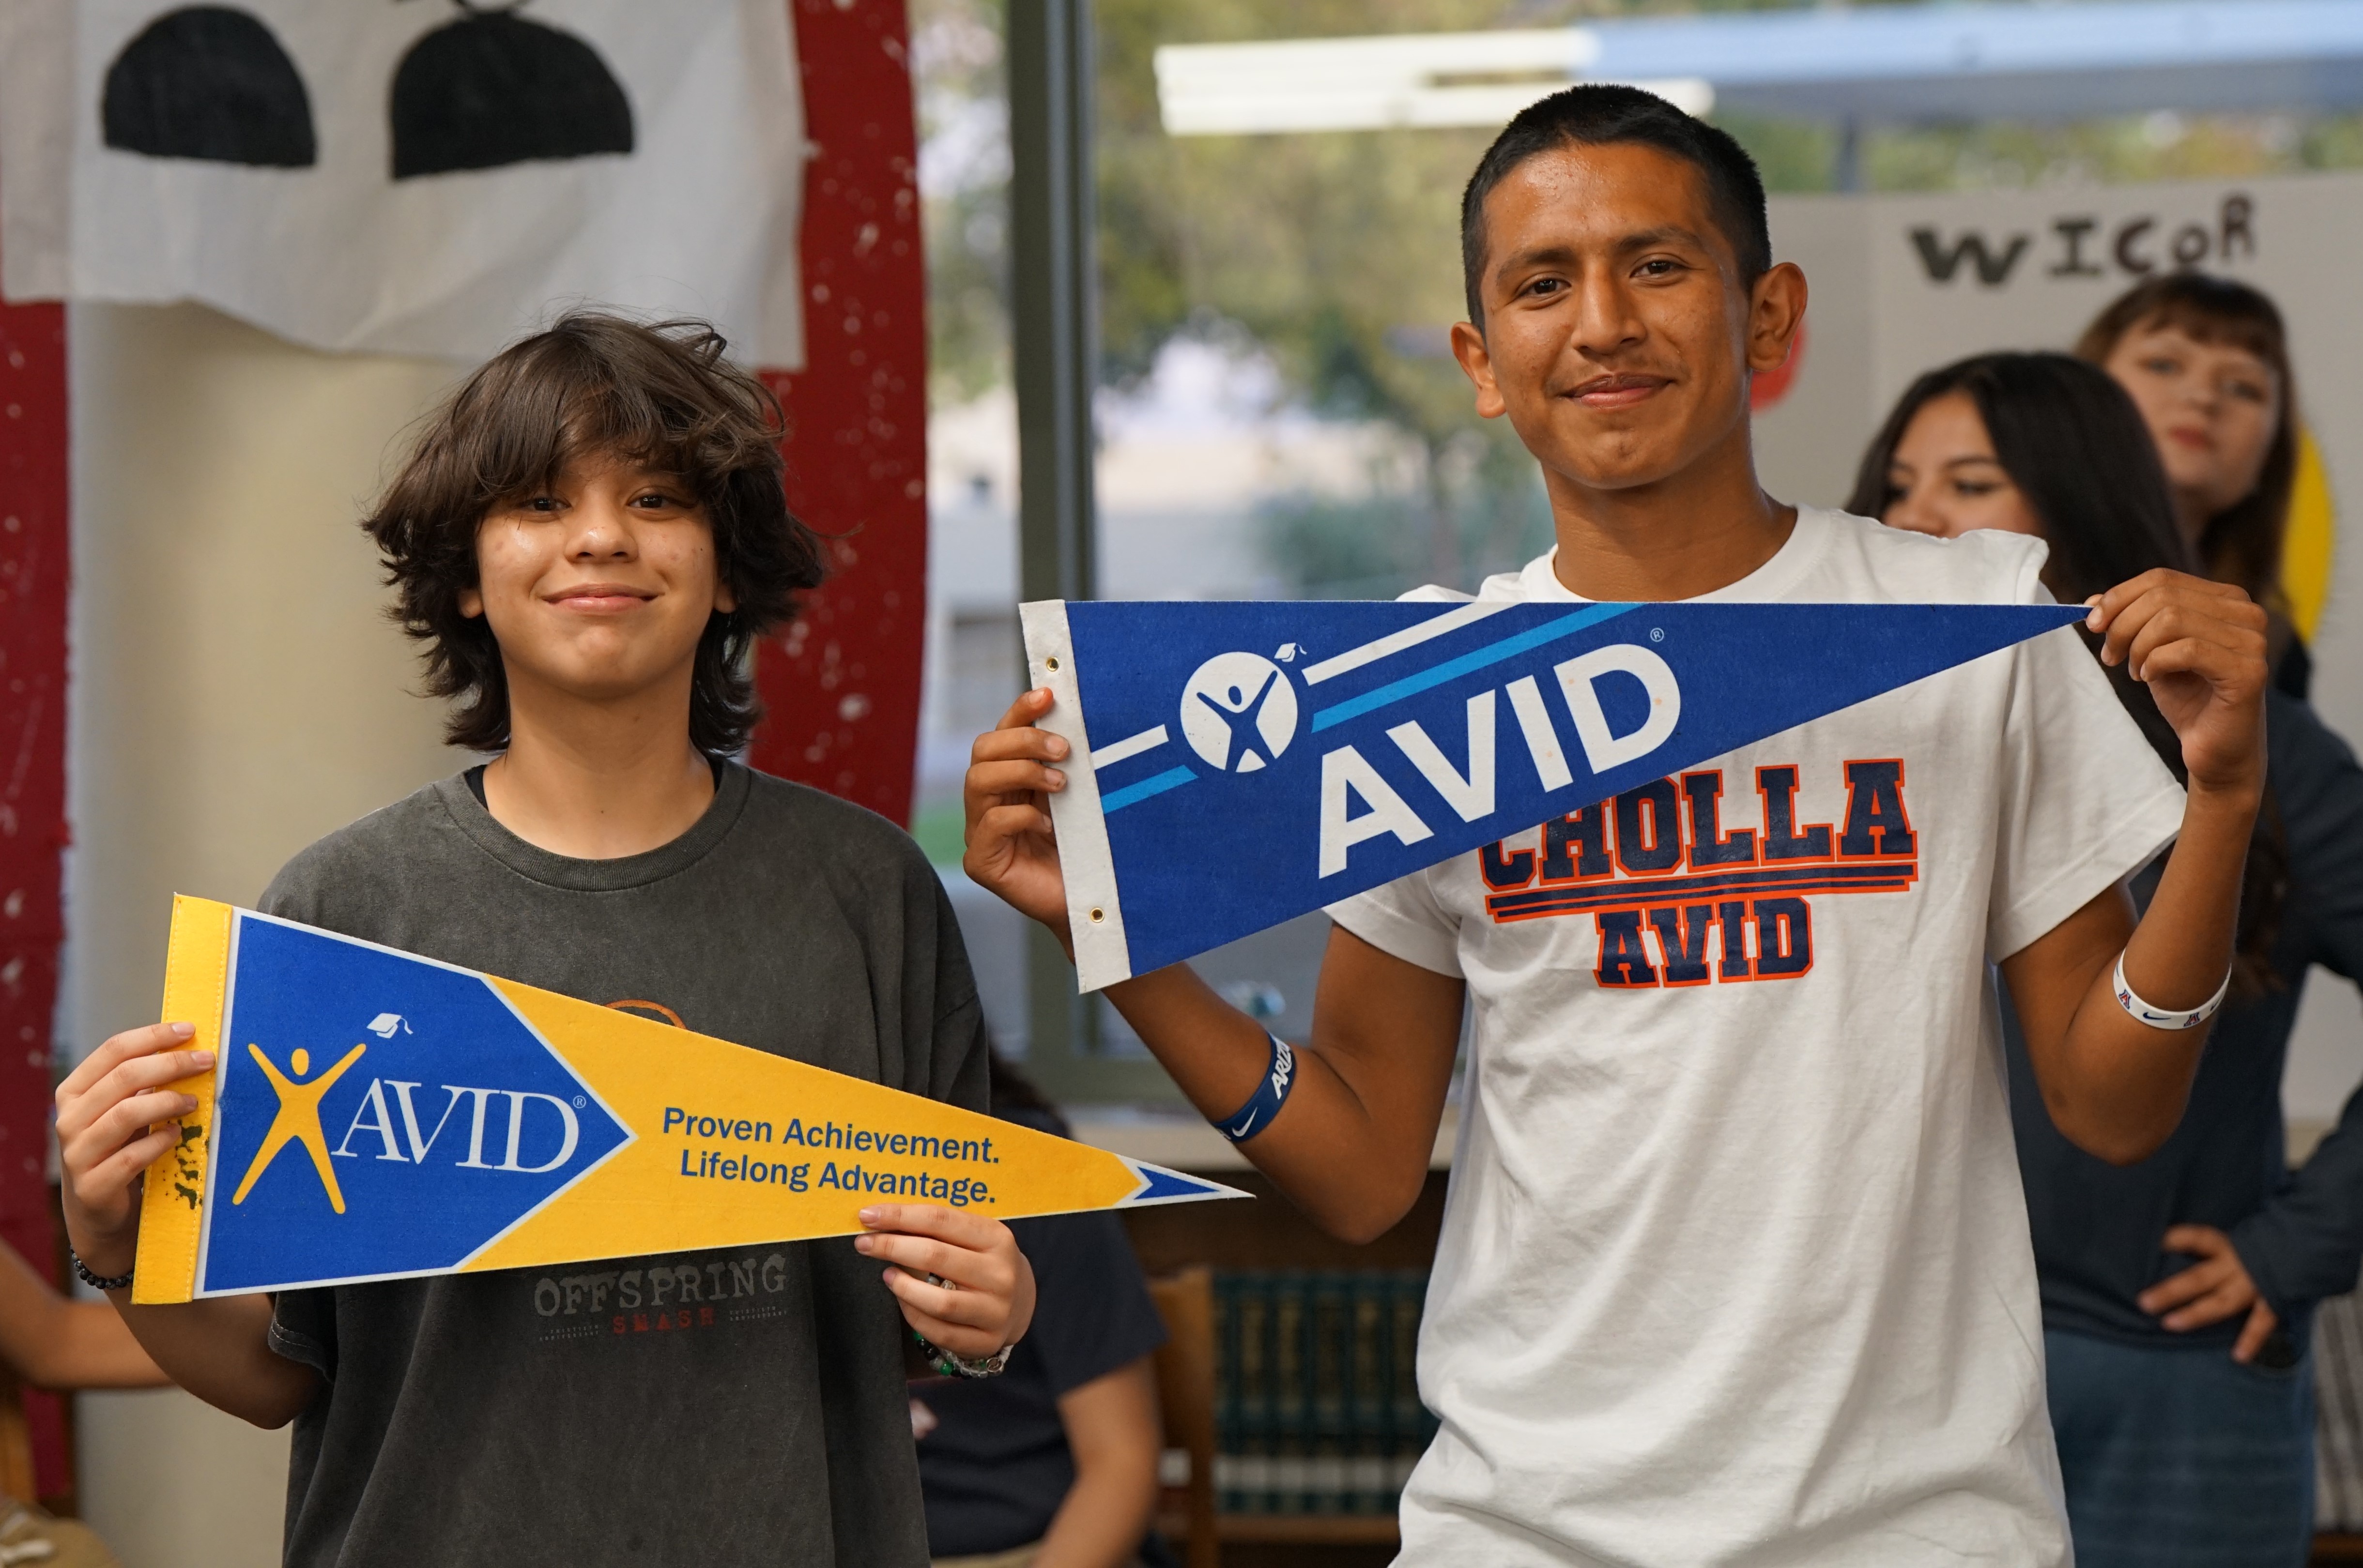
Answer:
1179 652 1299 774
231 1042 368 1214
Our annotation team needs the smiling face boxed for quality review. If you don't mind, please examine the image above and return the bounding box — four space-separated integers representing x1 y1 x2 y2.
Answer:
1449 141 1801 501
2102 321 2280 535
1879 391 2044 542
458 451 732 713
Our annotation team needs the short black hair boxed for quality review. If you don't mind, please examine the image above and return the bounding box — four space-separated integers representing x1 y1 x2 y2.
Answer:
1459 84 1770 328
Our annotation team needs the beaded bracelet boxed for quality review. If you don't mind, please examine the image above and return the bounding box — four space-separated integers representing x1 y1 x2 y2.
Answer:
913 1327 1011 1379
69 1247 133 1293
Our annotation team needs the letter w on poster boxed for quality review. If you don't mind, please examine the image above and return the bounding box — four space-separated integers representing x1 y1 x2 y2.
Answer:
1023 599 2085 990
134 898 1239 1303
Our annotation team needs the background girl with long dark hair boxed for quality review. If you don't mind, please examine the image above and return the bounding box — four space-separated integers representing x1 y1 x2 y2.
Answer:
1851 351 2363 1568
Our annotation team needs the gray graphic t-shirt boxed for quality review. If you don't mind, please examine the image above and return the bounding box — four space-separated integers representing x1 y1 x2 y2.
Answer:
258 765 989 1567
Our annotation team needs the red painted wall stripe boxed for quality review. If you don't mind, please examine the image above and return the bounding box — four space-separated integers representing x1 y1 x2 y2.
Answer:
0 299 71 1497
751 0 929 825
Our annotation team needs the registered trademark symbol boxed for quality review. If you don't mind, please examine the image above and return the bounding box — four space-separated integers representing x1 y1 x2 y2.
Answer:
1650 627 1664 642
572 1096 586 1109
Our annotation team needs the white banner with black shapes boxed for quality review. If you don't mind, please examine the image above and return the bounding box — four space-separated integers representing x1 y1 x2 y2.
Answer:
0 0 805 365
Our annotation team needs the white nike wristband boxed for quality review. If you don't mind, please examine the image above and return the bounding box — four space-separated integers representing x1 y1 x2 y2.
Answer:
2112 951 2232 1031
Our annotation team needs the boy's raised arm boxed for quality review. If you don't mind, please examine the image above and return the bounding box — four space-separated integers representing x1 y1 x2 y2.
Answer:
965 690 1463 1242
2006 571 2270 1165
58 1022 320 1429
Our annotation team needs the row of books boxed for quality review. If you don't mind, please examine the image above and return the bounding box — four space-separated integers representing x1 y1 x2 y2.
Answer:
1212 1268 1439 1516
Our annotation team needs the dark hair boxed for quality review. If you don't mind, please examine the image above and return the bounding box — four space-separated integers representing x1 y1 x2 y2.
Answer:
1849 350 2286 997
1459 84 1769 328
1847 352 2193 596
2075 273 2299 622
362 311 826 756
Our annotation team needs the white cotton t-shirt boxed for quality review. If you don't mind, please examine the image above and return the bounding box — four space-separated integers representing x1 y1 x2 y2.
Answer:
1328 507 2186 1568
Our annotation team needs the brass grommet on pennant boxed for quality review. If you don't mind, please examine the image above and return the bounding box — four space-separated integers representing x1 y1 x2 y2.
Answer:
1088 907 1105 925
1045 655 1061 672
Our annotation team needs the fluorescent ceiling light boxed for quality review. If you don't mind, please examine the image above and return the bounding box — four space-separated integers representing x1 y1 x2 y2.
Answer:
1160 4 2363 131
1153 29 1713 137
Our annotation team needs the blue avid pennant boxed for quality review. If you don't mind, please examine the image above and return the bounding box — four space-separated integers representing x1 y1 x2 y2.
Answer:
1019 599 2087 990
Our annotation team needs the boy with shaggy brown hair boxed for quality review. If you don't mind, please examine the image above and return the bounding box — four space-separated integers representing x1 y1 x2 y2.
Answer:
56 314 1027 1566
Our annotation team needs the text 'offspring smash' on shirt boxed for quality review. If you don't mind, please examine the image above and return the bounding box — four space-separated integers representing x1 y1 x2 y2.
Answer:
260 765 990 1568
1328 508 2184 1568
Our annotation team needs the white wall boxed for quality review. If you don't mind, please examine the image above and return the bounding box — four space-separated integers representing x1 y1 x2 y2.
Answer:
65 302 462 1567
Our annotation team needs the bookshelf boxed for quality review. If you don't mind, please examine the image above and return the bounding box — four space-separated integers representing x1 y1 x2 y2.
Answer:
1123 1165 1450 1561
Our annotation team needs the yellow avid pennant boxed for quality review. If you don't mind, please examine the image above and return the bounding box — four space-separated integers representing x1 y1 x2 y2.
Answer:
134 897 1242 1304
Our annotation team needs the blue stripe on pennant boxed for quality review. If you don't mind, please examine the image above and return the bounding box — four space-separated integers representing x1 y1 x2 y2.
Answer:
1309 602 1637 732
1101 765 1198 814
1129 1165 1230 1202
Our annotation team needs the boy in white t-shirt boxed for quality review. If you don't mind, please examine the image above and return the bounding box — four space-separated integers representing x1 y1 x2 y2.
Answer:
965 87 2268 1566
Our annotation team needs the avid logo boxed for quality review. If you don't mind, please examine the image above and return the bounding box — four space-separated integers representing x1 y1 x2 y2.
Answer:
1146 635 1685 877
231 1034 587 1215
332 1078 583 1175
205 919 630 1291
1318 641 1680 877
1180 652 1299 773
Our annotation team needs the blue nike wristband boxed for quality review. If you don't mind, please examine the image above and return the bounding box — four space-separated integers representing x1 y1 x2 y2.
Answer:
1214 1032 1296 1144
